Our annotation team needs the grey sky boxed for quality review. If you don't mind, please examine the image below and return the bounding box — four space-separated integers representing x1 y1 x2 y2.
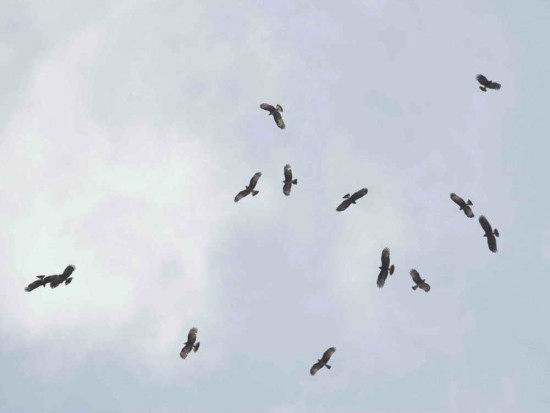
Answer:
1 1 549 412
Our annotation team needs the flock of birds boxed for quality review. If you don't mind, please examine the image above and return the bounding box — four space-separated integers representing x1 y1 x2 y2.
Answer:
24 74 502 377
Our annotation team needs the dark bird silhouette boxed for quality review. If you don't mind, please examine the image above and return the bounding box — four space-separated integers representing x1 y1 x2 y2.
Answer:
410 269 430 292
476 74 501 92
24 265 76 292
282 164 298 196
260 103 285 129
50 265 76 288
336 188 368 212
180 327 200 359
377 248 395 288
234 172 262 202
450 193 474 218
310 347 336 376
479 215 499 253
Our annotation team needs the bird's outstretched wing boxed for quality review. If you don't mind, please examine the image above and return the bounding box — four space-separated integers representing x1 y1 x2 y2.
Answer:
321 347 336 363
187 327 198 345
234 189 250 203
377 268 388 288
410 269 422 285
25 277 46 292
479 215 493 235
284 164 292 182
248 172 262 189
381 248 390 269
310 361 323 376
488 81 501 90
377 248 391 288
450 193 465 207
462 204 474 218
273 111 285 129
351 188 368 201
283 182 292 196
419 282 431 292
283 165 292 195
336 198 352 211
260 103 275 112
476 74 489 86
62 265 75 278
62 265 76 278
487 235 498 253
180 345 193 359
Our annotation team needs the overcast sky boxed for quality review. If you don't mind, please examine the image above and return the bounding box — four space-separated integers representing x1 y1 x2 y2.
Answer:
1 1 549 412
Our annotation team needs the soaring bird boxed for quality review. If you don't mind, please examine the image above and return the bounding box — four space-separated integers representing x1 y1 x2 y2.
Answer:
450 193 474 218
234 172 262 202
49 265 76 288
282 164 298 196
180 327 200 359
24 265 75 292
310 347 336 376
479 215 499 253
476 74 501 92
410 269 430 292
336 188 368 212
377 248 395 288
260 103 285 129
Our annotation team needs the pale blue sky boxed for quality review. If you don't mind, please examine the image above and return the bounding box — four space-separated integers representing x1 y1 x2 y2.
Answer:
1 1 549 412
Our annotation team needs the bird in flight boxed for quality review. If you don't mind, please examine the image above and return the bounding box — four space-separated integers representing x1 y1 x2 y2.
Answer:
24 265 76 292
260 103 285 129
336 188 368 212
282 164 298 196
479 215 499 253
410 269 431 292
180 327 201 359
476 74 501 92
377 248 395 288
234 172 262 202
450 193 474 218
310 347 336 376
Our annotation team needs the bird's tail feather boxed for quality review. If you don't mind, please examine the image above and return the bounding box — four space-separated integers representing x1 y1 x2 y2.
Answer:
194 342 200 352
293 179 297 184
494 229 499 237
343 194 350 199
412 285 418 290
37 275 45 279
479 86 487 92
325 364 331 369
252 190 259 196
65 278 73 285
467 200 473 206
389 265 395 275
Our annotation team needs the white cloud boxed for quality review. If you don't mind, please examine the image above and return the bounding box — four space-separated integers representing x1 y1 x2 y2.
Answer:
0 24 225 381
